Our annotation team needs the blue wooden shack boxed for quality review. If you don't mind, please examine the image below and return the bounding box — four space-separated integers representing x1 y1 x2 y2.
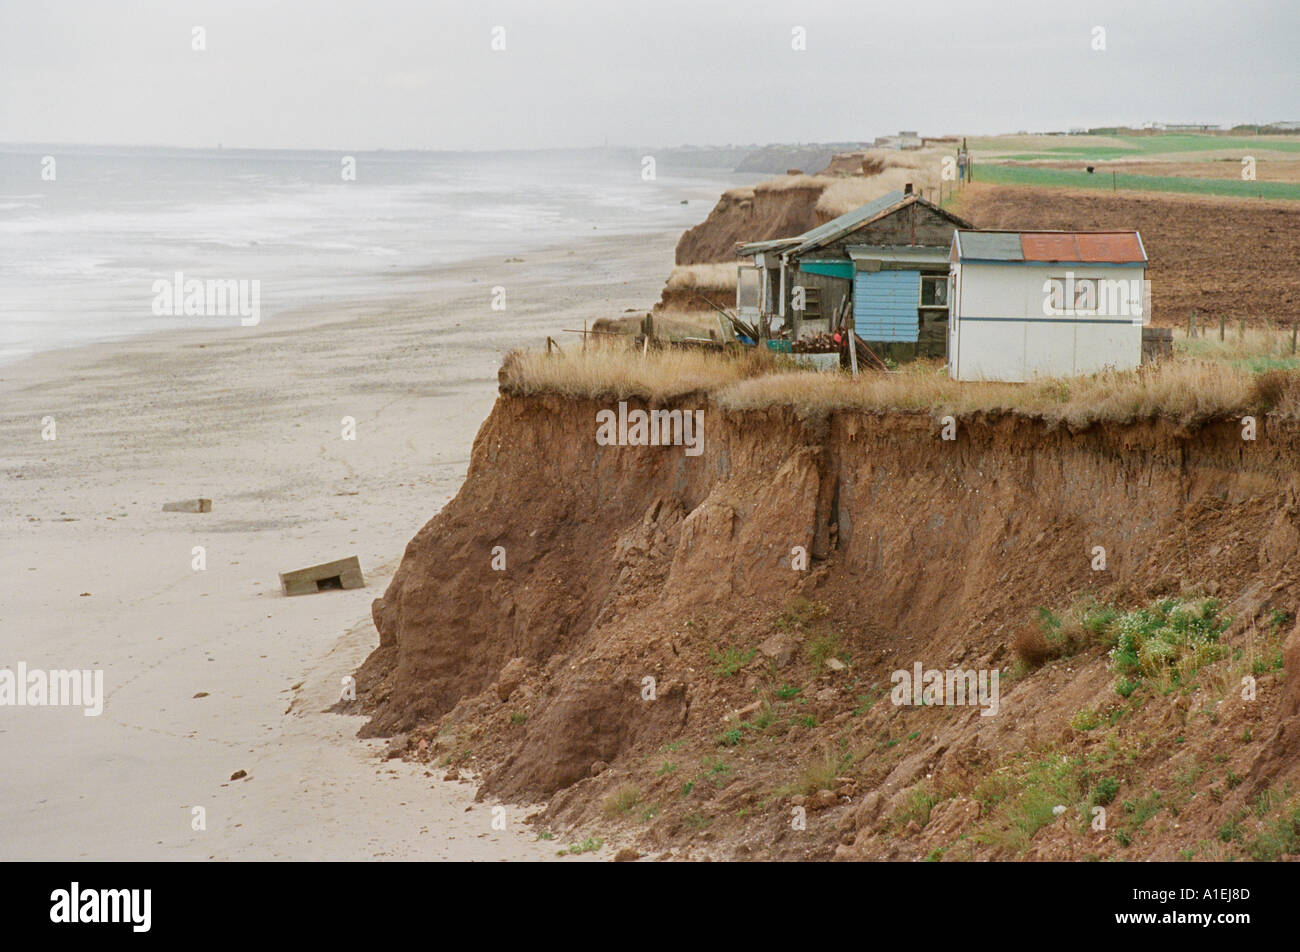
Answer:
737 186 971 359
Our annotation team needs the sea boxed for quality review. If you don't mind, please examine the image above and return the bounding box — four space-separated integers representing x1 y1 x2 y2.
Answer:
0 145 749 365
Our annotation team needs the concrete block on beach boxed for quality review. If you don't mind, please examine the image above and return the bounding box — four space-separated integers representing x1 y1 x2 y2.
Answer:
279 556 365 596
162 498 212 513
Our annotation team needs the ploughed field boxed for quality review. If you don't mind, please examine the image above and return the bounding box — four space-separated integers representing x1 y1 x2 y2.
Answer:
954 183 1300 324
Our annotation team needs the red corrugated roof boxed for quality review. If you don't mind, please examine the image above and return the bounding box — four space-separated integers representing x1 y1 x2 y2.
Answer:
1019 232 1144 263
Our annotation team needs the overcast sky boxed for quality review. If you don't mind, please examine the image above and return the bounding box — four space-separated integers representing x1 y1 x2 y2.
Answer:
1 0 1295 151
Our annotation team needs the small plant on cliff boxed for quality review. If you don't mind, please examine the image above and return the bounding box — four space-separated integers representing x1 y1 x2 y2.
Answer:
711 647 755 678
1015 598 1119 668
1109 598 1229 691
1120 791 1165 841
1089 776 1121 807
891 785 940 831
774 596 829 632
973 752 1089 853
806 631 846 669
561 837 604 855
602 784 642 819
1070 709 1101 732
1246 798 1300 861
718 727 743 747
797 749 851 796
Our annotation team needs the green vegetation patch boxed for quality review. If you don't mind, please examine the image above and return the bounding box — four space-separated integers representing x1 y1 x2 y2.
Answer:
1108 598 1229 692
973 163 1300 200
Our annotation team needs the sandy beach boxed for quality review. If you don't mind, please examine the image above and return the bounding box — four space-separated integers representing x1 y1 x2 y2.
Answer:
0 231 677 860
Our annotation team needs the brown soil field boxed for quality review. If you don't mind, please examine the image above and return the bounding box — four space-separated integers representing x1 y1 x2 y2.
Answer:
952 184 1300 324
1007 160 1300 183
348 385 1300 861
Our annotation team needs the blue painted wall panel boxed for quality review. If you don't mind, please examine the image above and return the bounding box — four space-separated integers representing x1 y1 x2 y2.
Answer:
799 260 855 280
854 270 920 342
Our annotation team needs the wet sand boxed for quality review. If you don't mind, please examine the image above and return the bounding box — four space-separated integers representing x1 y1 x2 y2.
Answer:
0 231 677 860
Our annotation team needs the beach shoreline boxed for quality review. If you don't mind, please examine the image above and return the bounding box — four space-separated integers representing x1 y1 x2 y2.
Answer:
0 229 681 860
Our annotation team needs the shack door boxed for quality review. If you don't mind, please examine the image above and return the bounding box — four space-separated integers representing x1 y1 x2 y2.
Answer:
854 270 920 343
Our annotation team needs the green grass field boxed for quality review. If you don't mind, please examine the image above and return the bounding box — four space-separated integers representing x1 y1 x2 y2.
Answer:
971 163 1300 200
974 133 1300 162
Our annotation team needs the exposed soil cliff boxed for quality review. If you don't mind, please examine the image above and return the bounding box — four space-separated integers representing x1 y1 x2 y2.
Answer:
352 391 1300 860
674 184 826 265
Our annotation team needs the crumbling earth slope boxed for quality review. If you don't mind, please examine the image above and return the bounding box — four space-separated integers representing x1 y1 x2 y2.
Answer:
351 391 1300 860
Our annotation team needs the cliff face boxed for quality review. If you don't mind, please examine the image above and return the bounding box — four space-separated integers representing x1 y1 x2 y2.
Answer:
353 393 1300 859
674 184 827 265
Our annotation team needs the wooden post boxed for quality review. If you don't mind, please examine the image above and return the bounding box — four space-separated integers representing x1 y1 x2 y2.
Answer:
1291 323 1297 355
848 332 859 377
1187 312 1194 338
1220 315 1226 341
582 319 587 352
1240 318 1246 340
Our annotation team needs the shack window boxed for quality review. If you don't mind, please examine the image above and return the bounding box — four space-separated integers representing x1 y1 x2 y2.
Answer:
737 266 760 311
920 275 948 308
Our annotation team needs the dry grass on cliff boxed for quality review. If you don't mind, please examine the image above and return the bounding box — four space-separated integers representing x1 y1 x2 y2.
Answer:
592 310 721 342
502 342 1298 425
664 262 738 292
816 167 943 217
753 174 836 193
718 360 1287 426
500 342 775 402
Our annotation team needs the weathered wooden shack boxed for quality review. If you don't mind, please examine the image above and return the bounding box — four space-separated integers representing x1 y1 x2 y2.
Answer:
736 186 971 359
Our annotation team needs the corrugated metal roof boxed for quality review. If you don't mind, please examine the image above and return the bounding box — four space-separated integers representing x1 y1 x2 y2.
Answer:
847 245 951 266
1067 233 1146 263
954 231 1024 261
740 192 971 258
786 190 908 254
736 237 798 254
954 230 1147 264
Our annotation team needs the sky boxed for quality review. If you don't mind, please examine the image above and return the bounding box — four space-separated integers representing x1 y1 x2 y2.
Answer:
1 0 1296 151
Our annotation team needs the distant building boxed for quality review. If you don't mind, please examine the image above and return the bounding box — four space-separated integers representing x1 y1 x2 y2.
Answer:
872 130 924 151
948 230 1148 382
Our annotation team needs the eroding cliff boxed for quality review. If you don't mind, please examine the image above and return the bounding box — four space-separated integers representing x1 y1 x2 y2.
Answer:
351 392 1300 860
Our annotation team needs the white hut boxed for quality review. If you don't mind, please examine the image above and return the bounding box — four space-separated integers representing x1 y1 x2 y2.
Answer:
947 230 1148 382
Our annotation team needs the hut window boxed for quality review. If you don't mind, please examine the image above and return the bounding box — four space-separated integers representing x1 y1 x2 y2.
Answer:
920 275 948 308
